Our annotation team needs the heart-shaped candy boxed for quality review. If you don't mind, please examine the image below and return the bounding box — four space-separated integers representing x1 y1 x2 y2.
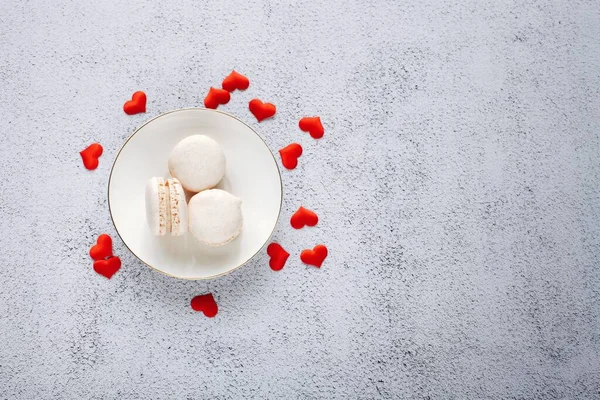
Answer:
222 70 250 92
299 116 324 139
300 245 328 268
279 143 302 170
249 99 276 122
190 293 218 318
93 256 121 279
90 234 113 261
267 243 290 271
123 91 147 115
80 143 103 170
204 87 231 109
290 207 319 229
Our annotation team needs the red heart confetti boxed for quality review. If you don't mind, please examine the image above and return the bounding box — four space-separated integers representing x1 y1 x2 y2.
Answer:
299 116 325 139
249 99 276 122
279 143 303 170
191 293 218 318
93 256 121 279
204 87 231 109
290 206 319 229
300 245 328 268
222 70 250 92
123 91 147 115
80 143 103 170
267 243 290 271
89 234 113 261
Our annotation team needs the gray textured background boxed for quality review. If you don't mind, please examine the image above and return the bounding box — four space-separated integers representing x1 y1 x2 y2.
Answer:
1 0 599 398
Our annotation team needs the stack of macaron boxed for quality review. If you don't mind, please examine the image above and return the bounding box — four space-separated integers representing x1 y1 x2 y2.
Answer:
145 135 243 246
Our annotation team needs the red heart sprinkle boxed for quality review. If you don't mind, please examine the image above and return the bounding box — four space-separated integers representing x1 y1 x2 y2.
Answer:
299 116 325 139
249 99 276 122
89 234 113 261
123 91 147 115
222 70 250 92
93 256 121 279
300 245 328 268
290 206 319 229
267 243 290 271
204 87 231 109
190 293 218 318
80 143 103 170
279 143 302 170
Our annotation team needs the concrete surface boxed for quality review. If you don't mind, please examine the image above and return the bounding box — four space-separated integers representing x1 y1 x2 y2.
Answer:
1 0 599 398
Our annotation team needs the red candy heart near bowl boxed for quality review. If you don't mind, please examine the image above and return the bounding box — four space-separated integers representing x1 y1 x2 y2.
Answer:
299 116 324 139
80 143 103 170
222 71 250 92
290 207 318 229
249 99 276 122
267 243 289 271
300 245 328 268
190 293 218 317
279 143 302 170
90 234 113 260
123 91 147 115
94 256 121 279
204 87 231 109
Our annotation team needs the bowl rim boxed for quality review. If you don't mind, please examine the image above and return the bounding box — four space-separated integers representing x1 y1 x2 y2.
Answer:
107 107 283 280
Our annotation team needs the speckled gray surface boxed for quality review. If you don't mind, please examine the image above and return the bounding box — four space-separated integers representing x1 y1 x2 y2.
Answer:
1 0 600 398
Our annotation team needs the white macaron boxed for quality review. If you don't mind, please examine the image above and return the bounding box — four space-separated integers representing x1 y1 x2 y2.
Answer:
168 135 226 193
188 189 243 246
145 177 188 236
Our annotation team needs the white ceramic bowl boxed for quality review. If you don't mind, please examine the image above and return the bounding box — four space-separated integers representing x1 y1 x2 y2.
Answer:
108 108 282 279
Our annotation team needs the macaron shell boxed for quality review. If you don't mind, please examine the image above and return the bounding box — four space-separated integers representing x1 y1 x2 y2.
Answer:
145 177 168 236
168 135 226 193
167 178 188 236
188 189 243 246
